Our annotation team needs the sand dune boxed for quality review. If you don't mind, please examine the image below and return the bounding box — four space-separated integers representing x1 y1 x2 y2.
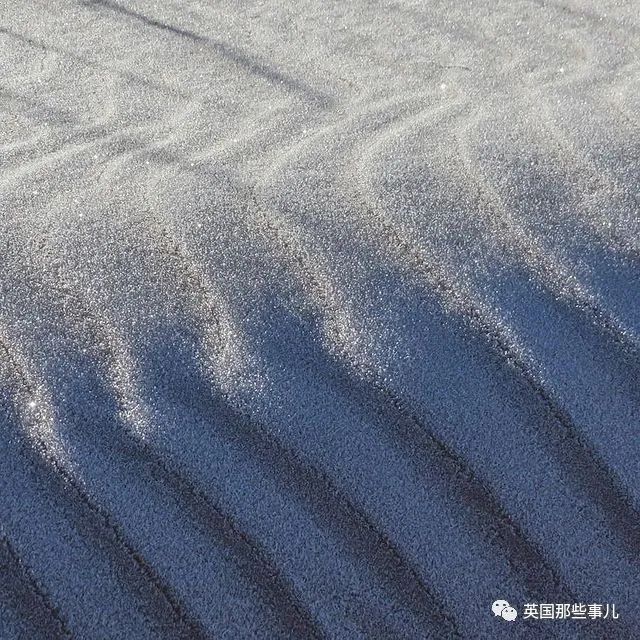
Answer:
1 0 639 638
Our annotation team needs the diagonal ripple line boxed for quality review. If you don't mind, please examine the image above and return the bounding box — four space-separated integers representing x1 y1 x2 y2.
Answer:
340 111 640 561
81 0 333 107
0 328 212 640
40 237 458 635
210 395 463 638
36 241 327 640
0 531 73 639
150 227 461 637
246 190 574 601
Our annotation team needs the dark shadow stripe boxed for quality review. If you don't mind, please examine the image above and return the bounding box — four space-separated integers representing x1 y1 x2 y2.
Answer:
325 357 571 604
425 263 640 561
357 203 640 562
34 254 326 639
81 0 333 107
0 342 211 640
521 374 640 554
526 0 640 35
0 87 76 126
11 429 211 640
148 227 459 636
95 422 328 640
567 288 640 371
166 368 461 638
31 250 457 637
0 25 186 97
0 535 72 639
453 286 640 559
431 280 640 558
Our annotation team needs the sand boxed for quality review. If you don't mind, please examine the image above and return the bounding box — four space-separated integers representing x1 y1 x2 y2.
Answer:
0 0 639 638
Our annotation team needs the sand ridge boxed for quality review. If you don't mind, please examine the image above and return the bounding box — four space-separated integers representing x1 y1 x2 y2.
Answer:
1 0 639 638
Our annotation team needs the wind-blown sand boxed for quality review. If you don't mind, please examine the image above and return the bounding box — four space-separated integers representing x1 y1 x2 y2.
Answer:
1 0 639 638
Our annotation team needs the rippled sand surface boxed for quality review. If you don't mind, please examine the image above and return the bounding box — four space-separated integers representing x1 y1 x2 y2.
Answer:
1 1 639 638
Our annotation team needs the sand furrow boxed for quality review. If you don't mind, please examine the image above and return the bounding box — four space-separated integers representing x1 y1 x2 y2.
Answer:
243 191 569 605
0 325 211 639
0 534 72 640
2 1 638 636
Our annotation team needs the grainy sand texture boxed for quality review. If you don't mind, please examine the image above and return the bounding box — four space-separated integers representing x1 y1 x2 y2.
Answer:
1 0 639 638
